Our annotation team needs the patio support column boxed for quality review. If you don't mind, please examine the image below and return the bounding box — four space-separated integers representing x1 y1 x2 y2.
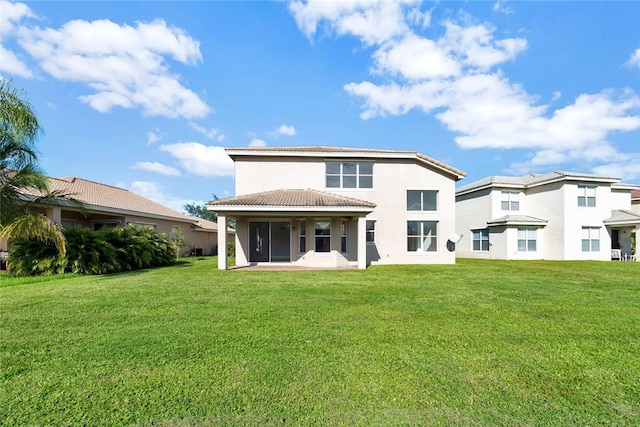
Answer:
357 216 367 269
48 207 62 224
217 214 227 270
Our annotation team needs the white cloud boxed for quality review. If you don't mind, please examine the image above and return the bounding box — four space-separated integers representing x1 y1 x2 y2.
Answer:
14 16 209 119
625 48 640 69
147 128 164 146
249 138 267 147
269 124 297 138
126 180 203 213
132 161 181 177
189 122 225 141
159 142 234 177
294 3 640 178
289 0 418 45
492 1 514 15
0 0 34 77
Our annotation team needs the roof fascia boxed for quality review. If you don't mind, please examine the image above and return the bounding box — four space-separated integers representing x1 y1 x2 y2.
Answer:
226 149 466 181
209 205 374 214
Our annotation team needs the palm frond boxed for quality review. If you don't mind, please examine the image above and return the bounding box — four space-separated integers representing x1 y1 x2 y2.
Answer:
0 213 66 255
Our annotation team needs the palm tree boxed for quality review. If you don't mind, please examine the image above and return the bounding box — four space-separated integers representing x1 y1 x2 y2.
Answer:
0 79 67 255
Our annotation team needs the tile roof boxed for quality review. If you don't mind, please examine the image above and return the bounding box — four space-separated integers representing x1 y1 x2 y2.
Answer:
603 209 640 225
487 215 548 226
207 189 376 210
457 171 622 194
40 176 218 229
225 146 466 180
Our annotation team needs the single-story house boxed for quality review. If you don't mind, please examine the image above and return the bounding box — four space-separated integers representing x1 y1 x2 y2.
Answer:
1 176 234 256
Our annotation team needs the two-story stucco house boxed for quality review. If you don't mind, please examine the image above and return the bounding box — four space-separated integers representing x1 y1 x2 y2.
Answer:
455 172 640 261
208 146 466 269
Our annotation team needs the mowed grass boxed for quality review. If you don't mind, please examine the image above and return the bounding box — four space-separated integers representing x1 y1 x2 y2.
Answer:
1 258 639 426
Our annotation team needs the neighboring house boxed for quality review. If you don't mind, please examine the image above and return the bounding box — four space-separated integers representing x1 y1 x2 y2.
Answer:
632 190 640 214
1 176 233 256
455 172 640 261
207 146 466 270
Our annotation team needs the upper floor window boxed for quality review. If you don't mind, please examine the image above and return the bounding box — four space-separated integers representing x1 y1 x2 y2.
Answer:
501 191 520 211
407 190 438 211
326 161 373 189
472 229 489 251
578 185 596 207
407 221 438 252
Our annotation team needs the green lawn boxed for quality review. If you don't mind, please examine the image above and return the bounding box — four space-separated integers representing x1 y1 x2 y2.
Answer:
1 258 639 426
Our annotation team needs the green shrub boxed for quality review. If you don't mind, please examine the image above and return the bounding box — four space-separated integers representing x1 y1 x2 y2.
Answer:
8 224 175 276
6 239 65 275
64 228 118 274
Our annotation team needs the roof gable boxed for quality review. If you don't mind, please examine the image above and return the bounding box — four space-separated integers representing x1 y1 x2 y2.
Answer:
457 171 623 195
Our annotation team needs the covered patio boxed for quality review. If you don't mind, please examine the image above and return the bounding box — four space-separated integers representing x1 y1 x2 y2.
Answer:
208 189 375 270
605 210 640 261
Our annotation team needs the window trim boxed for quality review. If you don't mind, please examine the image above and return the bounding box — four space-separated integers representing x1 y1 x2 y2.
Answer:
341 219 348 254
578 185 596 208
517 227 537 252
407 220 438 253
501 191 520 211
366 220 376 245
581 226 601 252
407 190 438 212
325 161 374 189
314 219 331 253
472 229 489 252
298 220 306 253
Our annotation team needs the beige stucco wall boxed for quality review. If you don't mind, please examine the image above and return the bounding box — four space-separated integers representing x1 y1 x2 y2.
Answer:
233 156 459 265
454 188 493 259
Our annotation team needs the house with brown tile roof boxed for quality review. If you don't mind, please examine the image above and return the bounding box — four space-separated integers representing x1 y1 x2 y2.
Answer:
632 190 640 214
456 172 640 261
207 146 466 269
2 176 233 256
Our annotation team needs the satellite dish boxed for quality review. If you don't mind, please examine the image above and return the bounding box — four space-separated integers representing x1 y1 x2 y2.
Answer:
448 233 463 244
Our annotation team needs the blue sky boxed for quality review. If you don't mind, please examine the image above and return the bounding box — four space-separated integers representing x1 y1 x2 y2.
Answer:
1 0 639 212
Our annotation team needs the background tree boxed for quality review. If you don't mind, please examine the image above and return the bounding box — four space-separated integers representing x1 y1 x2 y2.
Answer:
0 79 67 254
184 195 218 222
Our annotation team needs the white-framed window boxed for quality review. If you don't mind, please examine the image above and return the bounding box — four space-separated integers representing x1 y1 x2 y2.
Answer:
315 219 331 252
298 220 306 253
134 221 157 231
61 219 77 229
341 220 348 253
582 227 600 252
93 221 120 231
366 220 376 244
578 185 596 207
472 229 489 251
407 190 438 211
517 227 537 252
407 221 438 252
501 191 520 211
326 161 373 189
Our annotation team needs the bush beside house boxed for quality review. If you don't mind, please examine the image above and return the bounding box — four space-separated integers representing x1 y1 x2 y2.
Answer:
7 224 176 275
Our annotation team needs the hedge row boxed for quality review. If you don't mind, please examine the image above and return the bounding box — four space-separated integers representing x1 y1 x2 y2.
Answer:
8 225 176 276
